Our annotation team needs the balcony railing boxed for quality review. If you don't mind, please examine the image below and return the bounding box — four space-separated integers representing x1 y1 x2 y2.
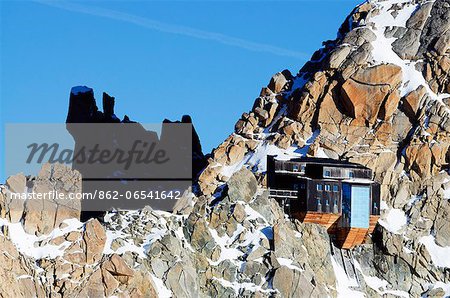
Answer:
268 188 299 199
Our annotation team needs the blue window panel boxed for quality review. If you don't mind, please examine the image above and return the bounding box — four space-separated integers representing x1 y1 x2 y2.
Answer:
342 183 352 227
350 185 370 228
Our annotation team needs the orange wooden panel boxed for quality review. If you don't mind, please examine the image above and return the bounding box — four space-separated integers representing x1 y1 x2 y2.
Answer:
292 212 341 229
337 227 369 249
291 212 378 249
368 215 379 234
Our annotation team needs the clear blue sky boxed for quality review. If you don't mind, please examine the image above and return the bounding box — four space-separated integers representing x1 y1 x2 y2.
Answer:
1 0 361 181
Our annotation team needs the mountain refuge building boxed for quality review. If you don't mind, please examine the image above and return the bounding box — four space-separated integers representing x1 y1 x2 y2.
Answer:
267 155 381 249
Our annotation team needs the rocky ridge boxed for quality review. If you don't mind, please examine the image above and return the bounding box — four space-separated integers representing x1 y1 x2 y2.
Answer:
1 0 450 297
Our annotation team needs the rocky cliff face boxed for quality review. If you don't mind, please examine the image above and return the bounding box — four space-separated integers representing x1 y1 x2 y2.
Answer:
1 0 450 297
199 0 450 295
199 0 450 194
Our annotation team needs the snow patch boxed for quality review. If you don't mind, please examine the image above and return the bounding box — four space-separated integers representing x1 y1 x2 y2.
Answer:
220 128 322 179
244 204 265 221
220 142 303 178
103 210 169 258
330 256 365 297
354 260 409 297
378 208 407 234
408 195 422 206
150 273 172 298
0 218 83 259
208 227 244 265
316 147 331 158
428 282 450 297
419 235 450 268
443 181 450 200
213 277 272 295
276 257 303 271
368 0 450 104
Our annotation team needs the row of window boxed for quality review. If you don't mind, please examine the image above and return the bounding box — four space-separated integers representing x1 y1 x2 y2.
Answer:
324 170 355 178
292 164 306 172
317 198 340 213
317 198 339 206
291 164 357 179
293 183 306 190
317 184 339 192
294 183 340 192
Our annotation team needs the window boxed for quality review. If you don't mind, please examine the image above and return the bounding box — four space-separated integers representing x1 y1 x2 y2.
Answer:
293 165 299 172
323 199 330 212
301 165 306 172
324 170 331 177
373 202 379 215
316 184 323 191
333 199 339 214
350 186 370 228
293 184 299 190
349 171 355 178
333 185 339 192
325 184 331 192
300 183 306 190
317 198 322 212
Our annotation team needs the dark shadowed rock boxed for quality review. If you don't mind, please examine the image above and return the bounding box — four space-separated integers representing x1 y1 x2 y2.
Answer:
66 86 207 219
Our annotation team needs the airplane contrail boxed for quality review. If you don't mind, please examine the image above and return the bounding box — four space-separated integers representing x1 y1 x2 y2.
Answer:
35 0 310 59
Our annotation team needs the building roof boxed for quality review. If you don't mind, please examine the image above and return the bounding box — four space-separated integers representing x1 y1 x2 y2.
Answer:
270 156 370 170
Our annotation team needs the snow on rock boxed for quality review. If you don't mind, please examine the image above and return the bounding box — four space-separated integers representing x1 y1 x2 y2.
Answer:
419 235 450 268
428 282 450 297
276 257 303 272
368 0 450 104
244 204 265 221
212 277 272 295
378 208 407 234
408 194 423 206
0 217 83 259
70 86 93 95
369 1 424 96
208 226 245 265
444 188 450 200
103 210 170 258
150 273 173 298
221 128 321 179
354 260 409 297
443 178 450 199
316 147 332 158
221 142 303 178
330 256 365 298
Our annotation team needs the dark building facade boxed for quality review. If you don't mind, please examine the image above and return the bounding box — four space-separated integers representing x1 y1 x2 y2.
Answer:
267 156 381 248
